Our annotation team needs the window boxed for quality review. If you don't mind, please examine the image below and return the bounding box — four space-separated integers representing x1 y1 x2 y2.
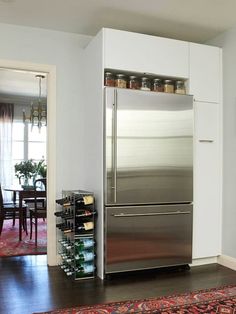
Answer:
12 121 46 185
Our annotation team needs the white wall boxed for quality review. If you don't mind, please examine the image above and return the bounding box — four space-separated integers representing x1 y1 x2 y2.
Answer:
207 27 236 259
0 22 91 263
0 23 91 192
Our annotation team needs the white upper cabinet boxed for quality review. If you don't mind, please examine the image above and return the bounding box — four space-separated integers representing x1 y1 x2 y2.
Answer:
103 28 189 78
189 43 221 103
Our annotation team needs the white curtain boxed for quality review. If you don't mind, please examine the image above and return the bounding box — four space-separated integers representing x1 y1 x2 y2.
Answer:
0 103 14 202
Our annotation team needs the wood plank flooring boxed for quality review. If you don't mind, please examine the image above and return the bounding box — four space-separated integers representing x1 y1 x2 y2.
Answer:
0 255 236 314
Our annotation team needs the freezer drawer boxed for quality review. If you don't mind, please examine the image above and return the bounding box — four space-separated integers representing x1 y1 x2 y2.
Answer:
105 204 192 274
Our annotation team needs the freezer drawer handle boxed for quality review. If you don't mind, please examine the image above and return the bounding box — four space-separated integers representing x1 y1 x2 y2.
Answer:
112 211 191 217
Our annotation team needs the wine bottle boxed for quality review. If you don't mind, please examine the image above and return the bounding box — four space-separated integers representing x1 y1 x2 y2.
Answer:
76 221 94 231
62 223 74 232
56 197 72 206
58 238 68 244
64 243 73 250
56 222 67 229
54 211 63 217
76 195 94 206
74 238 94 249
63 221 94 234
75 251 95 262
61 254 70 260
60 239 73 250
75 263 95 276
54 209 74 219
59 252 67 256
60 264 67 270
75 209 96 218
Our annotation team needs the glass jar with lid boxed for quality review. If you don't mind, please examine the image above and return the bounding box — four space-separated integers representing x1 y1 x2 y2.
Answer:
164 79 174 93
128 76 139 89
140 77 151 91
104 72 115 87
115 74 127 88
153 78 164 92
175 80 186 94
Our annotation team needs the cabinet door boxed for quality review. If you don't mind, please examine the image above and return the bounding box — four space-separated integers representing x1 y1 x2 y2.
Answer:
193 101 221 258
189 43 221 103
104 28 189 78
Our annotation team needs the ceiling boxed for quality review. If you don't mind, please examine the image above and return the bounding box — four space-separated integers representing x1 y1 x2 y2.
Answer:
0 0 236 43
0 0 236 102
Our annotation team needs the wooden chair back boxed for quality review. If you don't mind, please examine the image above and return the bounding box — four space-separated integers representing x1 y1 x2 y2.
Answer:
34 178 46 191
34 190 46 210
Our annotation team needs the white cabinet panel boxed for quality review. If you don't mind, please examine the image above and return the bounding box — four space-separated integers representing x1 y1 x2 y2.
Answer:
189 43 220 103
193 101 221 258
195 102 218 140
104 29 189 78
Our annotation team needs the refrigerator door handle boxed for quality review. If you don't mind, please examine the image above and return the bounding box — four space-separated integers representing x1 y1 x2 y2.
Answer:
199 139 214 143
112 211 191 217
111 89 117 203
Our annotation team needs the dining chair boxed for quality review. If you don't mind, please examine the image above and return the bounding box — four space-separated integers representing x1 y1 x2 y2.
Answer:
0 184 28 235
24 178 47 207
34 178 47 191
29 179 47 245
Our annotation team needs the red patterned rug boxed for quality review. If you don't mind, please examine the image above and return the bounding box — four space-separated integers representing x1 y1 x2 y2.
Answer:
35 285 236 314
0 219 47 257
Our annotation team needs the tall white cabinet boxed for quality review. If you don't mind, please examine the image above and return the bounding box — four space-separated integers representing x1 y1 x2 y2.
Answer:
189 43 222 259
83 28 222 278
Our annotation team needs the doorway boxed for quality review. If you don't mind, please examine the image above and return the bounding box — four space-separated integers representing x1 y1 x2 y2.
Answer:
0 60 57 265
0 68 47 256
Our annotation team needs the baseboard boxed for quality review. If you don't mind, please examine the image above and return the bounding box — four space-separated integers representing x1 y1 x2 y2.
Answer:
217 254 236 271
190 256 218 266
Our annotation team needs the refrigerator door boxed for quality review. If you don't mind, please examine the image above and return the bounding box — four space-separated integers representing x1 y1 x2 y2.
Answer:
105 87 193 205
105 204 193 274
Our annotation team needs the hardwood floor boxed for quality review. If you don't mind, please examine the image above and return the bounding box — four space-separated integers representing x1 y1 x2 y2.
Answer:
0 255 236 314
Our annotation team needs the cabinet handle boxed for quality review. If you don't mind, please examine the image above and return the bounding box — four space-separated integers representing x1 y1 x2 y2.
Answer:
198 139 214 143
112 211 191 217
111 89 117 203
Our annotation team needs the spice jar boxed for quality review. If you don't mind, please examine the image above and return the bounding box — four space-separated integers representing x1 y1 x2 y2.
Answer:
175 80 186 94
115 74 127 88
164 80 174 93
104 72 115 87
140 77 151 91
153 78 164 92
128 76 139 89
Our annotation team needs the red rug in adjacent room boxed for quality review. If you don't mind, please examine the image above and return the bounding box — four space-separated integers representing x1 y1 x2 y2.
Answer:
35 285 236 314
0 219 47 257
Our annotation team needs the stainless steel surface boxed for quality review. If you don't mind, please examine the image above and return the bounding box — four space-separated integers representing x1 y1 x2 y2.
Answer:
105 87 193 205
198 139 214 143
105 204 193 274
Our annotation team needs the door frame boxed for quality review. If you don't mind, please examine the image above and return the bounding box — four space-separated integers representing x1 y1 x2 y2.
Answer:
0 59 57 265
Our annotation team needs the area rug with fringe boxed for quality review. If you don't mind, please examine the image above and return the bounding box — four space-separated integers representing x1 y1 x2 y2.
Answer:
0 219 47 257
35 285 236 314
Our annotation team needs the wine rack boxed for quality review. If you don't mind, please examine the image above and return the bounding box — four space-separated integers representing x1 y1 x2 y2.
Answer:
55 190 96 280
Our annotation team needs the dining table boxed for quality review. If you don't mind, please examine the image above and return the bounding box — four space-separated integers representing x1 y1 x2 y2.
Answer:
4 186 35 241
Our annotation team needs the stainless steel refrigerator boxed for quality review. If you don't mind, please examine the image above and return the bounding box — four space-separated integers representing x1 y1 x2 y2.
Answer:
104 87 193 274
